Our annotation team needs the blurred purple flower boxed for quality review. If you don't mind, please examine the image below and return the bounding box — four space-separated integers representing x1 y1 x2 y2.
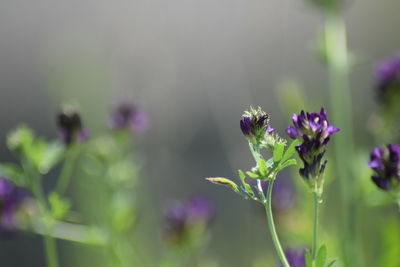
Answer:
286 108 339 181
375 54 400 102
368 144 400 192
278 249 305 267
57 109 88 145
163 197 213 244
109 102 149 133
0 178 28 232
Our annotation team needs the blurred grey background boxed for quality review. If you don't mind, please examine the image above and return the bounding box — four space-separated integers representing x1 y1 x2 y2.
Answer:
0 0 399 266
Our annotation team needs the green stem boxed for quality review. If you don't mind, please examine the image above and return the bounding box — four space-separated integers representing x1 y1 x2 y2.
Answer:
312 193 320 261
55 146 78 195
324 11 358 266
265 179 290 267
32 179 59 267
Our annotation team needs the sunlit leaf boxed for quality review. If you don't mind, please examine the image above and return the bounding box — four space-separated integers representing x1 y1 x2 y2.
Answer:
206 177 239 192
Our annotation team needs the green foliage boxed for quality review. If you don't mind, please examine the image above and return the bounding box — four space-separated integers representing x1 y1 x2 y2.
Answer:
0 163 26 186
273 143 285 163
7 125 64 175
316 245 327 267
206 177 239 193
48 193 71 220
305 245 337 267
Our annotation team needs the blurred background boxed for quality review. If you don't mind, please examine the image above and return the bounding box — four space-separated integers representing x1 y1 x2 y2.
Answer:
0 0 399 266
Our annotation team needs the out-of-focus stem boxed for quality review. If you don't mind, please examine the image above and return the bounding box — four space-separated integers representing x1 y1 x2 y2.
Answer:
55 146 78 195
32 178 59 267
264 179 290 267
323 11 359 266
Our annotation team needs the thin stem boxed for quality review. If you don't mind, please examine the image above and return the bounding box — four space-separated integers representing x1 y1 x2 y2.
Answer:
32 179 59 267
312 193 320 261
55 146 78 195
43 235 59 267
265 179 290 267
324 11 359 266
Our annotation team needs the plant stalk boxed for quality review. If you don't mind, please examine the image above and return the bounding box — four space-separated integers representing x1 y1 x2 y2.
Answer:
323 11 359 266
32 179 59 267
55 146 78 195
312 192 320 261
265 179 290 267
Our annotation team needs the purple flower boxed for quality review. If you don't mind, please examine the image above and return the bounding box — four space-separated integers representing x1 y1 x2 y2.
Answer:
375 54 400 102
163 197 213 244
286 108 339 182
57 109 88 145
368 144 400 192
109 102 149 133
278 249 305 267
240 107 271 145
0 178 28 232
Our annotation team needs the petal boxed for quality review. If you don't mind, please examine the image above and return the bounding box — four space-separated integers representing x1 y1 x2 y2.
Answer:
286 126 299 139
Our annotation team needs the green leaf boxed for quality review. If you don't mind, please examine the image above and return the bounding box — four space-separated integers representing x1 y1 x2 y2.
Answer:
206 177 239 192
326 260 336 267
48 192 71 220
7 125 34 156
304 249 313 267
316 245 327 267
258 159 267 176
38 142 64 174
0 163 26 187
276 159 297 172
282 139 301 162
246 171 259 179
273 143 285 163
238 169 246 182
237 170 254 197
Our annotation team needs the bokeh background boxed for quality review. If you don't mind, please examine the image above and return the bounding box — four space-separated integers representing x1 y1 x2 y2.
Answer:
0 0 399 266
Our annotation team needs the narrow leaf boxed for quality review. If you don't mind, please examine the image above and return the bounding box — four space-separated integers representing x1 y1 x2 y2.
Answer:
258 159 267 176
326 259 336 267
237 170 254 197
238 169 246 182
276 159 297 172
304 249 313 267
206 177 239 192
282 139 301 162
316 245 327 267
273 143 285 163
246 171 259 179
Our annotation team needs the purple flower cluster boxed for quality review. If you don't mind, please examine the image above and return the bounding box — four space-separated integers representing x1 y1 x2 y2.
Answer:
286 108 339 181
0 178 28 232
375 54 400 102
368 144 400 192
57 109 88 145
240 107 273 146
164 197 213 244
109 102 149 133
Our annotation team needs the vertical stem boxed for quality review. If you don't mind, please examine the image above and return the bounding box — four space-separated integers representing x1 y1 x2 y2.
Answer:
324 11 359 266
42 234 59 267
55 146 78 195
265 179 290 267
312 193 320 261
32 178 59 267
